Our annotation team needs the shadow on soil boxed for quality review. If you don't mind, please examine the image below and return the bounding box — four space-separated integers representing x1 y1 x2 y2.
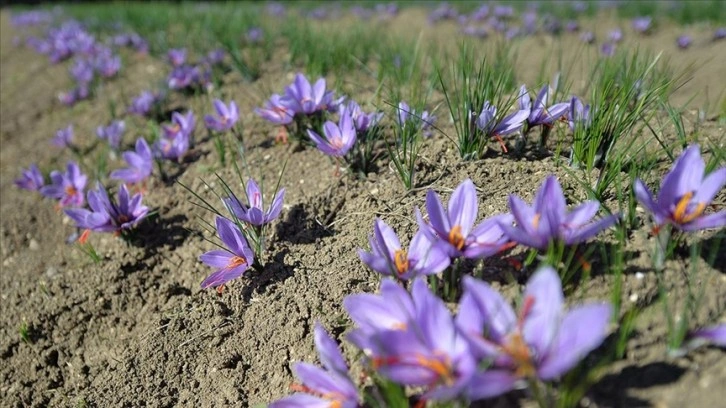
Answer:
590 361 687 406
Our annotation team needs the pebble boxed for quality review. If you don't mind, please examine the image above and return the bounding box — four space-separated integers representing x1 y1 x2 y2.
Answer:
28 239 39 250
635 272 645 280
369 188 378 195
45 267 57 278
629 293 639 302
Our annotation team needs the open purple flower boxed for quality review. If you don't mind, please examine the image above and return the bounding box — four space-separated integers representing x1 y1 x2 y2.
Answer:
632 16 652 34
456 266 612 393
65 183 148 234
52 125 74 148
40 161 87 207
476 101 529 141
353 278 476 401
110 138 153 185
128 90 160 116
204 99 239 132
417 179 513 259
199 216 254 289
96 120 125 149
15 164 45 191
283 73 335 115
167 48 186 67
499 175 618 250
270 323 359 408
223 178 285 226
156 111 194 160
255 94 295 125
520 85 569 128
358 219 450 280
307 112 357 157
634 144 726 231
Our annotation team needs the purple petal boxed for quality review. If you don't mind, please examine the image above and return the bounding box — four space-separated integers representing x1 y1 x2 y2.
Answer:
313 323 348 375
564 213 619 245
522 266 564 356
426 189 451 237
693 168 726 206
200 250 233 268
458 276 516 352
200 264 248 288
215 216 249 257
270 393 331 408
680 211 726 231
466 370 519 399
658 145 704 207
690 324 726 347
448 179 478 235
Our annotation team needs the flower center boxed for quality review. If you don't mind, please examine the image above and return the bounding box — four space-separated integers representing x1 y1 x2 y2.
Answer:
672 191 706 224
330 136 344 149
118 215 129 224
226 256 247 269
65 186 77 196
393 249 409 275
532 213 541 229
500 295 537 378
448 225 465 250
415 353 456 386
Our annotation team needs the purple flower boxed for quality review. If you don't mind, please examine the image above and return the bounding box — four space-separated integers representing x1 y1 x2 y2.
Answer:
167 65 203 90
520 85 569 128
565 20 580 32
204 99 239 132
307 112 357 157
688 324 726 348
270 323 359 408
96 120 126 149
632 16 652 34
475 101 529 140
167 48 186 67
199 216 254 289
255 94 295 125
349 278 476 400
713 28 726 41
65 183 148 234
339 100 382 134
14 164 45 191
601 42 616 57
358 219 450 280
110 138 153 185
398 101 437 137
608 28 623 43
499 176 618 250
245 27 264 44
205 48 225 65
128 91 160 116
223 178 285 227
40 161 87 207
70 58 94 84
676 34 692 49
162 110 195 140
95 53 121 78
634 144 726 231
283 73 336 115
456 266 612 392
568 96 591 131
52 125 74 148
417 179 513 259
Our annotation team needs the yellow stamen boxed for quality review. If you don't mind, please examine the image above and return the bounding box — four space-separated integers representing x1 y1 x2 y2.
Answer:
448 225 465 250
393 249 409 275
672 192 706 224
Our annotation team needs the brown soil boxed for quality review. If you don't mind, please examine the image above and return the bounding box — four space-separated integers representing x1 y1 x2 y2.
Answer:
1 8 725 408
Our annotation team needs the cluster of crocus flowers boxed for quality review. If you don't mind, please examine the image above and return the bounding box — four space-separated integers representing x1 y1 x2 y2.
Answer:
155 111 194 161
64 183 149 236
40 161 87 208
96 119 126 149
271 266 612 404
634 144 725 232
339 100 382 135
204 99 239 133
200 178 285 289
499 175 619 251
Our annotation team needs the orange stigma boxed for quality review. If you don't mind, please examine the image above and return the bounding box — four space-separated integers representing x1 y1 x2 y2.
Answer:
65 186 77 196
495 134 509 153
393 249 409 275
78 229 91 244
672 192 706 224
226 256 247 270
448 225 465 250
532 213 541 229
415 354 455 386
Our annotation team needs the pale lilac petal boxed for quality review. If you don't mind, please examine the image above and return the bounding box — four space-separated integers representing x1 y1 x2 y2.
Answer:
448 179 478 235
680 211 726 231
564 201 599 228
426 190 451 236
200 250 233 268
564 213 619 245
458 276 516 353
522 266 564 355
313 323 348 375
693 168 726 205
200 264 247 288
270 393 331 408
466 370 519 399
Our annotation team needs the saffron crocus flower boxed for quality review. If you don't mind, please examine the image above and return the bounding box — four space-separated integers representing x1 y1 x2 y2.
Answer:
95 53 121 78
96 120 125 149
358 219 450 280
417 179 514 259
714 28 726 41
499 175 618 250
110 138 153 185
608 28 623 42
688 324 726 348
52 125 74 148
601 42 616 57
167 65 203 90
65 183 149 234
70 58 93 84
128 91 159 116
634 144 726 231
167 48 186 67
283 73 336 115
340 100 382 134
568 96 591 131
676 35 692 49
270 323 359 408
632 16 652 34
307 112 357 157
521 85 569 128
223 179 285 227
15 164 45 191
456 266 612 392
163 111 196 139
199 216 254 289
204 99 239 132
354 278 476 401
255 94 295 125
40 161 87 207
475 101 529 141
